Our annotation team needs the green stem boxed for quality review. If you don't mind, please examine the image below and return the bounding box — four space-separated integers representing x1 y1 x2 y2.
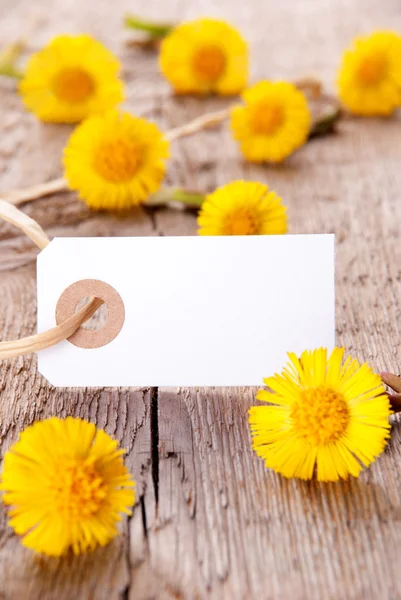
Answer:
0 66 24 79
146 186 205 209
172 188 205 207
309 107 342 139
0 41 25 79
124 14 174 38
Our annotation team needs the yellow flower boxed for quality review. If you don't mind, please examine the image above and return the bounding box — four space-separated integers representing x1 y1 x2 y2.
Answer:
19 34 124 123
159 18 248 95
230 81 311 163
0 417 135 556
249 348 391 482
337 31 401 116
197 180 288 236
63 110 169 210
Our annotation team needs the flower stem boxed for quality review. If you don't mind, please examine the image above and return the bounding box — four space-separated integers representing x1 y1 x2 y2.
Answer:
166 99 341 143
381 372 401 393
166 108 230 142
0 40 25 79
5 177 68 206
124 14 174 38
294 76 322 99
381 372 401 413
309 108 341 138
3 179 203 211
172 188 205 207
309 97 342 139
146 187 205 208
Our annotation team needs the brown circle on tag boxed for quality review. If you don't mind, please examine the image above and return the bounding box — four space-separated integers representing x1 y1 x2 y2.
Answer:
55 279 125 349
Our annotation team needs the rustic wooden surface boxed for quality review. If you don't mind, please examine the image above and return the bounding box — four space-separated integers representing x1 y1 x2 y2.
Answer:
1 0 401 598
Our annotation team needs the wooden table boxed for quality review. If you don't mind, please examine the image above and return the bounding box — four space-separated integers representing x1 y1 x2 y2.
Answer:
1 0 401 598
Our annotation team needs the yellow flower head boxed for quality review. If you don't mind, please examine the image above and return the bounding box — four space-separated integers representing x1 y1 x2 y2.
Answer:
19 34 124 123
63 110 169 210
159 18 249 95
249 348 392 482
230 81 311 163
0 417 135 556
337 31 401 116
197 180 288 236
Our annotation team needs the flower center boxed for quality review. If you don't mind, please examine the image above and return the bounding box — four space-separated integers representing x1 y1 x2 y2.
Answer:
357 54 387 85
53 68 95 103
224 208 260 235
50 459 107 519
93 138 142 183
249 101 285 135
192 45 226 82
291 386 350 445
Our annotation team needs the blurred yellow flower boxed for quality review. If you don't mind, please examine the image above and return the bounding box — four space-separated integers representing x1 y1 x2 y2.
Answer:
230 81 311 163
159 18 248 95
1 417 135 556
197 180 287 236
249 348 391 482
64 110 169 210
337 31 401 116
19 34 124 123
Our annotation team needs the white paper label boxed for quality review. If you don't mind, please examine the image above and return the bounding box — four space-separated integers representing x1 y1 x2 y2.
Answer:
37 235 335 387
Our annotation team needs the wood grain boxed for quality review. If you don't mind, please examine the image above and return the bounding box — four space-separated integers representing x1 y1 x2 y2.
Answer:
1 0 401 598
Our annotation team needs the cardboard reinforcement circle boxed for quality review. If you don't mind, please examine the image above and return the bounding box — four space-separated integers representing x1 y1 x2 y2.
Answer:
55 279 125 349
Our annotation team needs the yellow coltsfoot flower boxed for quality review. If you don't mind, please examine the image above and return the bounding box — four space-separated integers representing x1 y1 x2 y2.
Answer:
63 110 169 210
337 31 401 116
230 81 311 163
0 417 135 556
197 180 288 236
19 34 124 123
249 348 392 482
159 18 249 95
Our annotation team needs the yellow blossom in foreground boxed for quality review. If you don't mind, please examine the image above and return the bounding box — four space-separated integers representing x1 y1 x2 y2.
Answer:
159 18 248 95
1 417 135 556
197 180 288 236
337 31 401 116
231 81 311 163
63 110 169 210
19 35 124 123
249 348 391 482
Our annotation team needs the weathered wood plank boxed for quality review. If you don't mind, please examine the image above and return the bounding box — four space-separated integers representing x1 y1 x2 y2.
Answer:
0 272 153 599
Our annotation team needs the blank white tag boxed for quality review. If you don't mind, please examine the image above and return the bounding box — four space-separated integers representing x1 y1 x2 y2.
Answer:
37 235 335 387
